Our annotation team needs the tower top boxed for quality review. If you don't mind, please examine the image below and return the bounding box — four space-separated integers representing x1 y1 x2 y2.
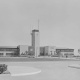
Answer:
32 29 39 32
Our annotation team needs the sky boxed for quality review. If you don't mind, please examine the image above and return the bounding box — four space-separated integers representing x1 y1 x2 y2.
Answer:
0 0 80 54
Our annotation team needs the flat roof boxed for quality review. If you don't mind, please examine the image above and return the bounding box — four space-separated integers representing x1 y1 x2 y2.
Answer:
55 47 74 49
0 46 18 49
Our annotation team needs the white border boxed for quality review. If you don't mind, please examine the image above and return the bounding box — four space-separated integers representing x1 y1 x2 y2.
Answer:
11 70 41 76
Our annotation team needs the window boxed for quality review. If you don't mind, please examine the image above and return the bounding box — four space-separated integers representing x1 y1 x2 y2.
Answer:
0 53 3 55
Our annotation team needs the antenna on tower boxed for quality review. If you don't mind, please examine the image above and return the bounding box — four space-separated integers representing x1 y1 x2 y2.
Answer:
38 19 39 30
30 24 32 34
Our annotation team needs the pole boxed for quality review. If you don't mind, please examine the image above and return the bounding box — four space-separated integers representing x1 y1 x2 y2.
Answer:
38 19 39 30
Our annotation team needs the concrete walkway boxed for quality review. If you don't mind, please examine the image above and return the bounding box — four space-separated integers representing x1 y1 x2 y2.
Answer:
8 66 41 76
68 64 80 69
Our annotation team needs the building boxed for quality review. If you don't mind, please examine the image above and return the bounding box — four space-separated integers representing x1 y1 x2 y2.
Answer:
28 46 34 55
0 45 34 57
0 46 19 57
40 46 56 56
31 29 40 57
44 46 56 56
0 29 40 57
40 47 45 56
18 45 29 57
55 48 74 57
0 28 74 58
40 46 74 57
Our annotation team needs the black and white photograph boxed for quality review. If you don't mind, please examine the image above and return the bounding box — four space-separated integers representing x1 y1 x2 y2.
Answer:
0 0 80 80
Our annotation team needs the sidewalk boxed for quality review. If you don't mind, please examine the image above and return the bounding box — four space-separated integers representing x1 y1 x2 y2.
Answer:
68 64 80 69
59 57 80 60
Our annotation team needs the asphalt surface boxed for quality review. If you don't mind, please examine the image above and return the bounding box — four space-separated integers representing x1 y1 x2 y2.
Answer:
0 57 79 62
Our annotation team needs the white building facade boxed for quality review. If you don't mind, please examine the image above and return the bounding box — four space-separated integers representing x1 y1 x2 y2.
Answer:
18 45 29 57
31 29 40 57
40 46 56 56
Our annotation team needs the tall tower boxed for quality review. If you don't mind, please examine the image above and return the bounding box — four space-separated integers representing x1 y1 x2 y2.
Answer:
31 29 40 57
